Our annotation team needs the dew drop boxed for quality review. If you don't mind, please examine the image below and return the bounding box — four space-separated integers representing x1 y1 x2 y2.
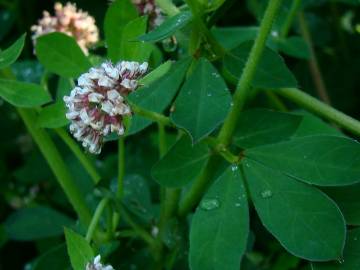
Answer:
207 93 212 97
200 198 220 211
235 203 241 207
231 165 238 171
261 190 273 199
337 258 345 264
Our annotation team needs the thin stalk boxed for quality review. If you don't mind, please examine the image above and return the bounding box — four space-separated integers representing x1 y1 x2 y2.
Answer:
265 91 288 112
86 197 110 242
119 204 156 246
55 128 101 184
112 137 126 231
280 0 302 38
277 88 360 137
204 137 240 163
17 108 92 225
131 103 172 126
117 137 126 198
217 0 284 146
298 12 331 105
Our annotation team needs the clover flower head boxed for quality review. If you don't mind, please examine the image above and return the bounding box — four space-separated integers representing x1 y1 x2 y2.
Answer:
31 2 99 54
86 255 114 270
63 60 148 154
131 0 164 28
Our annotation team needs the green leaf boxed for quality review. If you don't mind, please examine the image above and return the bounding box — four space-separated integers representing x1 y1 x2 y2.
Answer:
323 184 360 225
151 136 210 187
139 60 172 86
0 79 51 107
35 32 91 78
123 174 154 222
32 244 69 270
292 112 342 137
37 102 69 128
243 159 346 261
5 206 74 240
64 228 94 270
190 166 249 270
120 16 153 61
104 0 138 62
233 108 302 148
0 224 8 248
0 33 26 69
139 11 192 42
278 36 310 59
224 41 297 89
312 228 360 269
245 135 360 186
212 27 259 50
126 115 152 136
171 58 232 142
129 58 190 112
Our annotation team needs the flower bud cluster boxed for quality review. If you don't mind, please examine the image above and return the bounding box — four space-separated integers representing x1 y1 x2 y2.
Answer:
31 2 99 54
131 0 164 28
64 61 148 154
86 255 114 270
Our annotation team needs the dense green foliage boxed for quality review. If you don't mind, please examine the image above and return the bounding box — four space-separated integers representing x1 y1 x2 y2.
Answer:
1 0 360 270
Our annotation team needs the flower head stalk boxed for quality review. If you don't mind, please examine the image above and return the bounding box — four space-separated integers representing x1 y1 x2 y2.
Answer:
31 2 99 54
86 255 114 270
132 0 164 28
64 61 148 154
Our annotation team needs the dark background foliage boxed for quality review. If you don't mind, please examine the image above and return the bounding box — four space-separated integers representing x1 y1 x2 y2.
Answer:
0 0 360 269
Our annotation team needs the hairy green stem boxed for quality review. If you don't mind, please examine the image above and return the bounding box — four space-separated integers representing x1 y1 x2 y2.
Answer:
280 0 302 38
55 128 101 184
276 88 360 137
298 12 331 105
17 108 92 225
217 0 284 146
86 197 110 242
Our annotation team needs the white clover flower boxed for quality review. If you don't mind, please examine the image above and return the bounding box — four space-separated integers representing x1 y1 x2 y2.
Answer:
31 2 99 54
131 0 164 28
86 255 114 270
64 61 148 154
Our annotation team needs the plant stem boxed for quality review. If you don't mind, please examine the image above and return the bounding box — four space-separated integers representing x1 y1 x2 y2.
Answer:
178 155 221 217
118 204 156 246
112 137 126 231
276 88 360 137
117 137 125 198
86 197 110 242
298 11 331 105
280 0 302 38
17 108 92 225
217 0 284 146
55 128 101 184
155 0 180 16
131 103 172 127
204 137 240 163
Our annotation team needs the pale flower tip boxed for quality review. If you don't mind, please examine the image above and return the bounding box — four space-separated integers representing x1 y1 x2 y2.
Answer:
31 2 99 54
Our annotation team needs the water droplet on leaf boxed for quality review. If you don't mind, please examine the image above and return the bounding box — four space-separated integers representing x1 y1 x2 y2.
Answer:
200 198 220 211
231 165 238 171
261 190 273 199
